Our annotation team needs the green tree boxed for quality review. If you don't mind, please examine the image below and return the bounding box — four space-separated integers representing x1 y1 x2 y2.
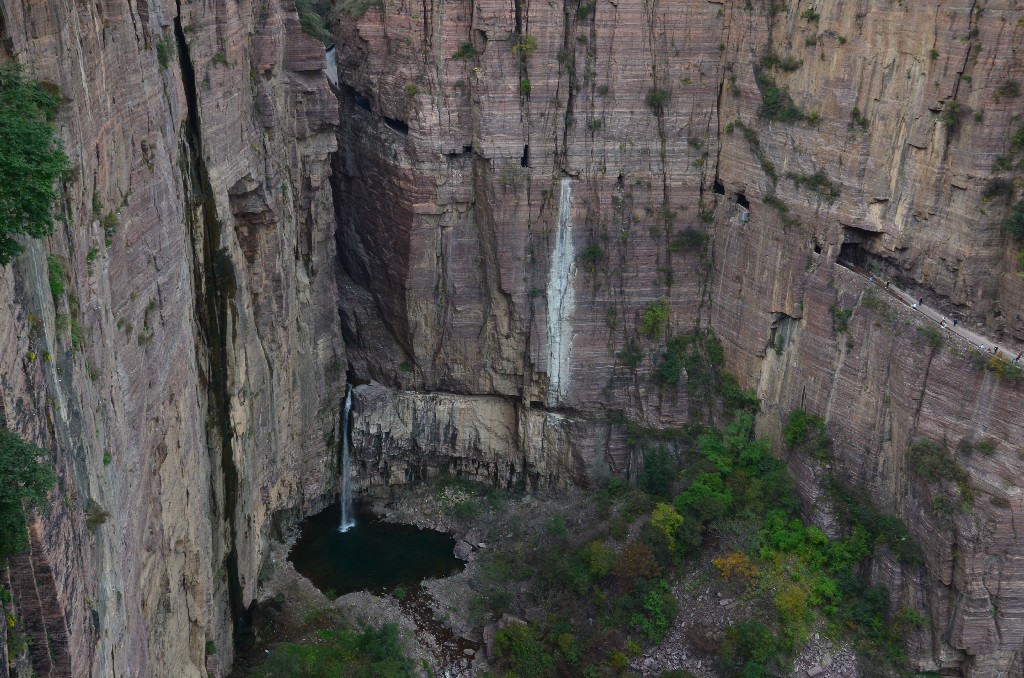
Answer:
0 427 56 558
0 66 70 265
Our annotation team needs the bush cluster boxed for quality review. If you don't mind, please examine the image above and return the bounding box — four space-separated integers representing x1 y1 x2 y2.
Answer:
252 623 415 677
0 66 70 265
0 427 56 558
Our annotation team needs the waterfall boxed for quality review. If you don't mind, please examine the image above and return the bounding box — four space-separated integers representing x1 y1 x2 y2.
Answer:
546 177 576 406
338 384 356 533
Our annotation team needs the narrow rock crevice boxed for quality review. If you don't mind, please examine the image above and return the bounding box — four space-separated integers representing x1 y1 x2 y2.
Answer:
173 9 247 649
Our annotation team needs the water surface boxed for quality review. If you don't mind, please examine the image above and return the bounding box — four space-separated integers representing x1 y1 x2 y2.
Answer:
288 503 464 596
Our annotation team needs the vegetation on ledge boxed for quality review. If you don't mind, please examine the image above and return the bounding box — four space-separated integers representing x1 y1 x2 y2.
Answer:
0 66 69 265
0 426 56 559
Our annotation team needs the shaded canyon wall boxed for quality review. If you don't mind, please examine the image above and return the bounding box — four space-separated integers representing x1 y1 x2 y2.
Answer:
330 0 1024 675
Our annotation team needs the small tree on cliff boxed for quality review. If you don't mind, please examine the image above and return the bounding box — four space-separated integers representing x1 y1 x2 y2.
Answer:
0 65 69 265
0 426 56 558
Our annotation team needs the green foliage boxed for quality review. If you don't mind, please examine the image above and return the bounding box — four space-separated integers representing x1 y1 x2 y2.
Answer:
850 106 869 131
829 482 924 567
908 439 963 484
786 170 840 202
498 163 527 188
205 641 217 655
629 579 676 641
576 1 595 19
783 409 832 460
296 0 332 45
800 7 820 22
983 177 1014 200
655 348 684 386
996 79 1021 99
640 299 670 338
761 52 802 72
907 439 973 515
0 66 70 265
754 70 806 123
917 323 943 349
494 623 555 677
579 241 605 272
617 338 644 369
519 78 532 95
253 623 415 677
512 34 539 58
452 42 477 59
939 100 967 131
0 427 56 558
155 35 174 70
829 305 853 332
1004 200 1024 241
640 447 677 500
984 352 1023 380
716 620 784 677
47 255 65 302
337 0 382 20
404 83 418 97
730 121 779 182
668 228 708 252
85 499 109 530
645 89 669 116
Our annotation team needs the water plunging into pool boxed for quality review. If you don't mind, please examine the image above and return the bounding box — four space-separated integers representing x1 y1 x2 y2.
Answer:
290 503 464 596
339 385 356 533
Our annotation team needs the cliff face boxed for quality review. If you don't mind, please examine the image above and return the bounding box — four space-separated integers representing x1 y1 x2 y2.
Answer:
0 0 342 673
0 0 1022 675
330 0 1024 675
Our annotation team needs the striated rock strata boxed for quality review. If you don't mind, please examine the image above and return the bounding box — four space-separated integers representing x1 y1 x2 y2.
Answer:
0 0 343 673
329 0 1024 675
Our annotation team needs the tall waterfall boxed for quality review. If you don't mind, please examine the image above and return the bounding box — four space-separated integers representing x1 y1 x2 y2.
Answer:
338 384 356 533
546 177 576 406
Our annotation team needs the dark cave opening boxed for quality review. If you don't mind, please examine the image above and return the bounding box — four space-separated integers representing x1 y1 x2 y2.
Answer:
837 226 883 269
521 145 529 167
383 116 409 136
736 192 750 209
713 178 725 195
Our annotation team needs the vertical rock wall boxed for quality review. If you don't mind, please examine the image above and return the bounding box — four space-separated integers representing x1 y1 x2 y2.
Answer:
330 0 1024 674
0 0 343 673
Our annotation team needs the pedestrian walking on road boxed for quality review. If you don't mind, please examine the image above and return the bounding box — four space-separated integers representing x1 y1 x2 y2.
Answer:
1015 351 1022 363
918 297 923 306
940 318 946 328
885 281 890 290
953 318 958 327
993 346 999 355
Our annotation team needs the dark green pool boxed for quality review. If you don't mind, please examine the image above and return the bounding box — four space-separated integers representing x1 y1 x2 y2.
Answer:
288 503 465 596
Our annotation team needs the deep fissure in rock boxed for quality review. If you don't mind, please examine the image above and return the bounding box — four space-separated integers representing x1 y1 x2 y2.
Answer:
174 10 247 648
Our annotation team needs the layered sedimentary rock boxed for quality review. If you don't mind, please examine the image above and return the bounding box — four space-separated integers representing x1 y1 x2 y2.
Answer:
0 0 342 673
330 0 1024 674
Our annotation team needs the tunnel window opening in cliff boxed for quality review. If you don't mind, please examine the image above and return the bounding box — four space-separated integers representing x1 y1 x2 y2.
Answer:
353 91 372 112
713 179 725 195
521 145 529 168
736 192 750 209
384 116 409 136
837 226 883 269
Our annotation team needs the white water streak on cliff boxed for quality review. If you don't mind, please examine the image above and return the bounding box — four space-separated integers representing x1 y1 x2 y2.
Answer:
547 178 576 406
339 384 356 532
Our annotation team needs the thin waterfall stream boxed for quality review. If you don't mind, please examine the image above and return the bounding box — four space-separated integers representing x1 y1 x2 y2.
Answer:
338 384 356 532
546 176 576 406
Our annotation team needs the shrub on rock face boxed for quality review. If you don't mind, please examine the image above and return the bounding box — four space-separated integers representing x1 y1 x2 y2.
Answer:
0 427 56 558
0 66 70 265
